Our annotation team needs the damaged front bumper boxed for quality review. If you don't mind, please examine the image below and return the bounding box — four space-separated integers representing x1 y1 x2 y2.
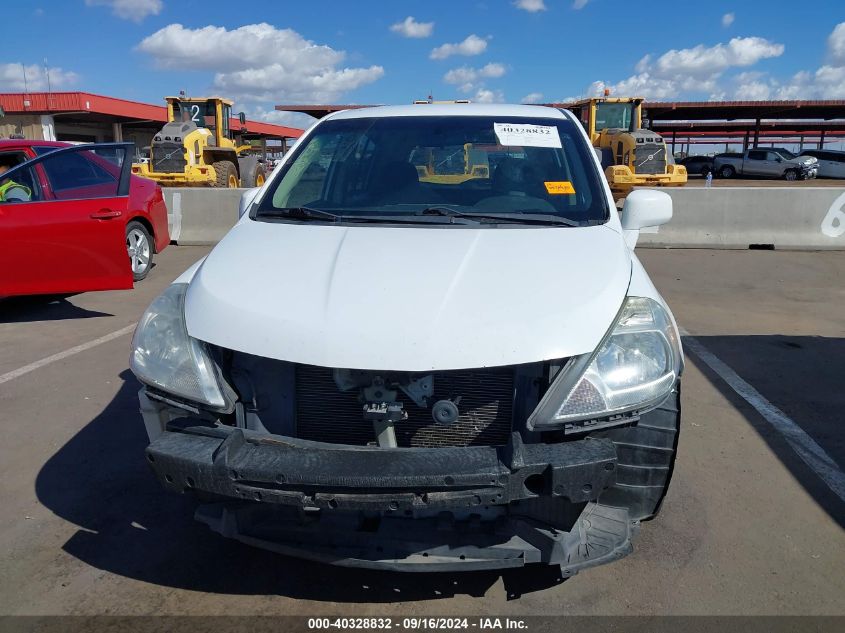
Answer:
145 421 635 573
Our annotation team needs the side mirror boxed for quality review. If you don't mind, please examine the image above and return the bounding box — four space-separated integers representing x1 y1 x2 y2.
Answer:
775 157 783 162
238 187 261 219
620 189 673 249
239 112 247 125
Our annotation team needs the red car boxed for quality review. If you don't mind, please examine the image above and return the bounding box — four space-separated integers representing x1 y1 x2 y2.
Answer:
0 141 169 297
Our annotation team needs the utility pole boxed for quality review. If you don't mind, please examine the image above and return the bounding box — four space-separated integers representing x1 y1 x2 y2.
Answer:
44 59 52 110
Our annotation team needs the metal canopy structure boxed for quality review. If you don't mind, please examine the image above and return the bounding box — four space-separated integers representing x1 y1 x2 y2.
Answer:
546 99 845 151
276 100 845 152
1 92 304 141
274 104 373 119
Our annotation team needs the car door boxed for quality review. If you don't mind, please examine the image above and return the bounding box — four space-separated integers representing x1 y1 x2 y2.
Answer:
745 150 770 176
766 151 790 177
0 143 134 297
819 151 845 179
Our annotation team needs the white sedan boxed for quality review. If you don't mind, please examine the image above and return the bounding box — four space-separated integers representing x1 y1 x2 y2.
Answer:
129 103 683 575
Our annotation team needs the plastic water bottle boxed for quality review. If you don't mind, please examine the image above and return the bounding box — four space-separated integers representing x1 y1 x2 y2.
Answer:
705 171 713 188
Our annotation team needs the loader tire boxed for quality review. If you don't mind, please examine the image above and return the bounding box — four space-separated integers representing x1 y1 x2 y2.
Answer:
244 162 267 188
213 161 239 188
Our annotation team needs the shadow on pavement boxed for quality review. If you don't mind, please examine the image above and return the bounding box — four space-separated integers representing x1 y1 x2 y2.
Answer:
684 334 845 529
35 370 564 602
0 295 112 322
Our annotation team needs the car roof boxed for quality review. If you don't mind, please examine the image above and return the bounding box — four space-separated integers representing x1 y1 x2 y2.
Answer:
325 103 570 121
0 139 70 149
801 148 844 155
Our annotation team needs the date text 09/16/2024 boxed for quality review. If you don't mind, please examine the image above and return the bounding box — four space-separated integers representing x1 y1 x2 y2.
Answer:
307 617 528 630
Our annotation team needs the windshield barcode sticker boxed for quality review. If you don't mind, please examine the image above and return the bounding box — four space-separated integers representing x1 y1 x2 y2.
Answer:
494 123 562 148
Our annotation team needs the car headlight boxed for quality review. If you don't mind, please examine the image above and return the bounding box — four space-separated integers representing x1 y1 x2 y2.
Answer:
528 296 681 431
130 283 230 410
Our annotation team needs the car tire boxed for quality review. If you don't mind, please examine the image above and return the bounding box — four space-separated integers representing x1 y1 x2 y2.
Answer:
719 165 735 178
213 160 239 188
126 220 153 282
784 169 798 181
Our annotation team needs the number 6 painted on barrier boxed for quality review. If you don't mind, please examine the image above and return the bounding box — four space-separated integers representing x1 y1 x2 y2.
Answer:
821 192 845 238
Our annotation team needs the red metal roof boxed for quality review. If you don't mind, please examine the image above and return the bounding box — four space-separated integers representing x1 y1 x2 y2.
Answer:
0 91 302 138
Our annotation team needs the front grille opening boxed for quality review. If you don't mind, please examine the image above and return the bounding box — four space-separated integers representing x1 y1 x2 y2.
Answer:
150 142 187 173
635 144 667 175
294 365 515 448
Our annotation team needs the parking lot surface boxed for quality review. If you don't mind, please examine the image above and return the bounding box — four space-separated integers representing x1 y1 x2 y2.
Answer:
1 245 844 616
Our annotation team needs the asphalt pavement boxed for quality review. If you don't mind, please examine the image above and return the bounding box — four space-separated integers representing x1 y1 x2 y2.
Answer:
0 245 843 616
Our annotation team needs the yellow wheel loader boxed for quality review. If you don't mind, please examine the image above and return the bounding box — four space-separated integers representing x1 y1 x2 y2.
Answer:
132 97 267 188
412 143 490 184
567 97 686 200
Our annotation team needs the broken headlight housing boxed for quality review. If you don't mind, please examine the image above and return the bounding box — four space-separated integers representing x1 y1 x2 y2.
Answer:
130 283 230 411
529 296 681 431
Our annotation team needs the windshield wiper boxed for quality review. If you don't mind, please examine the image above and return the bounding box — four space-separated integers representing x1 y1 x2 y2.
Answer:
257 206 341 222
417 207 579 226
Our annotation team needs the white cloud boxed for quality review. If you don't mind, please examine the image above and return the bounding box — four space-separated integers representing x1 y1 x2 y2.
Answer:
521 92 544 104
588 35 784 101
729 23 845 100
734 80 770 100
573 0 591 8
722 13 735 28
444 62 505 88
252 108 317 132
430 34 488 60
828 21 845 65
649 37 784 79
85 0 162 22
473 88 505 103
137 23 384 103
0 63 79 91
389 16 434 39
514 0 546 12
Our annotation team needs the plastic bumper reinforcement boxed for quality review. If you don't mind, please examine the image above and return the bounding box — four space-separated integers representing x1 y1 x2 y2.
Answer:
146 423 619 512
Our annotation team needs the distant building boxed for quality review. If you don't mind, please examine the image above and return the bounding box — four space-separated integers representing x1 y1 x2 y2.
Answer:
0 91 302 153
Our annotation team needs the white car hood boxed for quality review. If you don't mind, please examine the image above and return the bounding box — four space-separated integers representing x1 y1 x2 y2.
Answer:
184 219 631 371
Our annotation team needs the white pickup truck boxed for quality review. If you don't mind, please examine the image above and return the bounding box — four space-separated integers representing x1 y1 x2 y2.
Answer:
713 148 818 180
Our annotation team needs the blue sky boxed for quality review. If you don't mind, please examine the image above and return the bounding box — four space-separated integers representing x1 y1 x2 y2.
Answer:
3 0 844 128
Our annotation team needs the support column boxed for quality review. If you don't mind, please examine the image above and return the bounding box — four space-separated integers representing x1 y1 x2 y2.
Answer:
752 119 760 148
112 122 123 142
818 131 826 150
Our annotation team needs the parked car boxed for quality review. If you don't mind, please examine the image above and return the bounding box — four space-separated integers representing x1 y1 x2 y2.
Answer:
713 148 818 180
0 141 169 297
679 155 714 176
131 104 683 575
798 148 845 179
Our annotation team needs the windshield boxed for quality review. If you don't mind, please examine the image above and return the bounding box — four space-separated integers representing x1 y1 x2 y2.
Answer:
172 100 216 129
594 103 635 132
255 115 609 226
773 149 796 160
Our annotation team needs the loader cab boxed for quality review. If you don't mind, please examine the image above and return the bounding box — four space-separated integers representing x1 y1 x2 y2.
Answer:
569 98 643 144
166 97 241 147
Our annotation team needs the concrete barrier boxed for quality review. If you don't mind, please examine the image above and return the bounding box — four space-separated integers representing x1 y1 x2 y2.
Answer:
636 187 845 250
162 186 845 250
163 187 245 245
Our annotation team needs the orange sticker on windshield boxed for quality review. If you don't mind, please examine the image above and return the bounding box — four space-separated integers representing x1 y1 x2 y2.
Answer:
544 181 576 195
